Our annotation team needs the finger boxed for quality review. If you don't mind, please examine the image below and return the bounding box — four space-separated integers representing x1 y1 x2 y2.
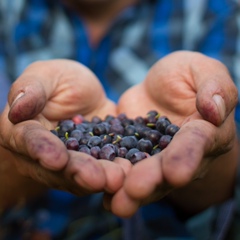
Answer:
98 158 130 193
13 150 107 196
2 118 69 170
113 157 133 175
8 80 47 124
65 151 107 193
128 157 165 198
103 188 141 218
191 53 238 126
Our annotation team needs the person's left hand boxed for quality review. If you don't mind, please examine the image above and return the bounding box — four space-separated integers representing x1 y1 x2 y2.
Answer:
103 51 238 217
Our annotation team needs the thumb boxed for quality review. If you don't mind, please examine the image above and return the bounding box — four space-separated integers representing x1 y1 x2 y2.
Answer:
8 79 47 124
196 75 238 126
191 54 238 126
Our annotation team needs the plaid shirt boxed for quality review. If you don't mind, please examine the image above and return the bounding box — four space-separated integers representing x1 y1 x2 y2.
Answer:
0 0 240 239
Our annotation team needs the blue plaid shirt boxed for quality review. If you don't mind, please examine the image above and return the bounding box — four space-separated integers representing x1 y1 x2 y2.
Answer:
0 0 240 239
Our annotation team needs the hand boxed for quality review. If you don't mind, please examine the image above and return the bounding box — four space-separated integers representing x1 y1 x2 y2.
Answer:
104 51 239 217
0 59 129 198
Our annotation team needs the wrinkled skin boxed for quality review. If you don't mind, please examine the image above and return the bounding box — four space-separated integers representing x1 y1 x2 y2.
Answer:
105 51 239 217
0 51 238 217
0 59 130 198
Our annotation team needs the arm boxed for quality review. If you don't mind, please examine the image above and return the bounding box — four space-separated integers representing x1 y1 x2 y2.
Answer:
0 144 47 209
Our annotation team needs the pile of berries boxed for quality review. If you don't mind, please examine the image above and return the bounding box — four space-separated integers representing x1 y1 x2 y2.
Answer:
50 110 180 164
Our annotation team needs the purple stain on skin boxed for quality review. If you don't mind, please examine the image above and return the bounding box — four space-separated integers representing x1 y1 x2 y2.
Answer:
198 99 222 126
9 90 46 124
28 136 67 170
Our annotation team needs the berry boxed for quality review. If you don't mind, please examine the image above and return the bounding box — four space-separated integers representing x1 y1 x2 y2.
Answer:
91 116 102 124
137 138 153 153
65 137 79 151
70 129 84 142
87 136 102 148
109 123 124 135
124 125 137 136
120 136 138 149
145 129 162 145
92 123 107 135
90 146 101 158
159 135 172 150
125 148 140 160
165 124 180 136
99 144 116 161
117 147 128 158
155 116 171 134
79 145 91 155
129 151 147 164
59 120 75 133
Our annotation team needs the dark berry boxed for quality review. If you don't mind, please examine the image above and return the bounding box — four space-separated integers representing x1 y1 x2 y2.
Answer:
70 129 84 142
87 136 102 148
90 146 101 158
117 147 128 158
120 136 138 149
165 123 180 136
137 138 153 153
59 120 75 133
159 135 172 150
91 116 102 124
104 115 115 123
125 148 140 160
92 123 107 135
99 144 116 161
117 113 127 121
145 129 162 145
79 145 91 155
155 116 171 134
124 125 137 136
109 123 124 135
65 137 79 151
100 134 112 146
129 151 147 164
136 126 152 138
134 116 145 125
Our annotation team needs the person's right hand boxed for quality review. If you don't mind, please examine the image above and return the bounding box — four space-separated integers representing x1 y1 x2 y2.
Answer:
0 59 130 197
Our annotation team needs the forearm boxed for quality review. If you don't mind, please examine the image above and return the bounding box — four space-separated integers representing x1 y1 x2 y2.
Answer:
167 137 238 216
0 145 47 210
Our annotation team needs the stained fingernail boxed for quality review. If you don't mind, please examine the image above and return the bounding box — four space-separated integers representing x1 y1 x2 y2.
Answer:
11 91 25 107
213 94 225 122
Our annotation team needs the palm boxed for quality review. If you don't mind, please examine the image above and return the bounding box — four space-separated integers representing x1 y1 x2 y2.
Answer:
107 51 238 217
117 64 196 126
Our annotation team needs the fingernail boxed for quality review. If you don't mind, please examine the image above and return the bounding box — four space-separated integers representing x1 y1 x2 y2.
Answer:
212 94 225 121
11 91 25 107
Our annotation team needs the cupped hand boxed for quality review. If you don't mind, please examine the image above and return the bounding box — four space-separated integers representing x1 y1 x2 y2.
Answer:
0 59 128 196
104 51 239 217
